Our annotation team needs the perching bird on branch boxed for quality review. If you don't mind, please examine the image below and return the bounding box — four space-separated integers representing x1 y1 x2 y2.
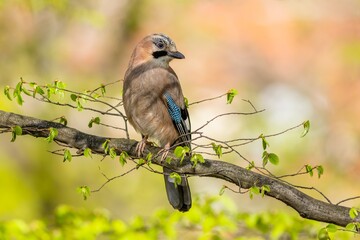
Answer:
122 33 192 212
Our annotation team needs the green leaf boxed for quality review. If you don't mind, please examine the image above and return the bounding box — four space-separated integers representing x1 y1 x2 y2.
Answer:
325 224 337 233
305 164 314 177
190 153 204 168
268 153 279 165
145 152 153 163
174 146 190 163
262 151 269 167
226 88 238 104
100 84 106 96
211 142 222 159
22 87 32 96
59 116 67 126
169 172 182 188
70 94 78 102
4 85 12 100
88 118 94 128
345 222 357 232
317 228 330 240
30 83 38 97
326 223 338 232
246 161 255 170
16 94 24 105
11 126 22 142
55 80 66 89
13 126 22 135
47 81 63 97
84 148 92 158
77 186 90 200
88 117 100 128
33 85 45 98
94 117 100 124
76 97 83 111
13 81 24 105
165 156 172 164
301 120 310 137
261 185 270 197
317 165 324 178
46 128 58 143
119 151 128 166
13 81 22 97
219 186 226 196
184 97 189 108
102 139 110 154
92 93 101 99
251 186 260 194
249 186 260 200
47 85 55 98
109 148 117 159
174 146 183 157
137 158 146 168
349 207 358 220
260 134 270 150
63 149 72 162
11 131 16 142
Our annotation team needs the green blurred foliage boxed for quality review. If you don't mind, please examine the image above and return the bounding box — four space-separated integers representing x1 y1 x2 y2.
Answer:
0 197 357 240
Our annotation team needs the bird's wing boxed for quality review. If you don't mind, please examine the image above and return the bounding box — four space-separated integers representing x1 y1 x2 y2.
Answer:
163 93 191 149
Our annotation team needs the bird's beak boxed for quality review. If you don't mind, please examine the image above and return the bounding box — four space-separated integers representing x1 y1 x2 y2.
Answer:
168 51 185 59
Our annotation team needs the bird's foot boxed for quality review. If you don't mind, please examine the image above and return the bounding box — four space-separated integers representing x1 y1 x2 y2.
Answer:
135 136 148 157
159 143 170 163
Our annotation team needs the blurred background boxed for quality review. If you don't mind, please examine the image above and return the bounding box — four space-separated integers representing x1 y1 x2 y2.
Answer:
0 0 359 223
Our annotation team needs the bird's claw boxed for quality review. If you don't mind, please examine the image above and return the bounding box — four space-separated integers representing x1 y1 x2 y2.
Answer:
135 137 148 157
159 143 171 163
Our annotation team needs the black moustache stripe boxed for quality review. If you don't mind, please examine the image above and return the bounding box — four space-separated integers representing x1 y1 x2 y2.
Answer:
152 51 168 58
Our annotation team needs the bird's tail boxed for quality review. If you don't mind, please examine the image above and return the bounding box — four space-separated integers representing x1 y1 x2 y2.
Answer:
163 166 192 212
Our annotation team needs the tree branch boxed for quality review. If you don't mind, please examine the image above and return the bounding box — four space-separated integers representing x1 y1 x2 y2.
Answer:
0 110 358 228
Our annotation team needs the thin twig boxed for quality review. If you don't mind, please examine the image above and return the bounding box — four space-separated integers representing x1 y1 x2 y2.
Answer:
336 196 360 206
92 166 138 192
194 110 265 133
189 93 227 106
242 99 258 112
287 183 332 204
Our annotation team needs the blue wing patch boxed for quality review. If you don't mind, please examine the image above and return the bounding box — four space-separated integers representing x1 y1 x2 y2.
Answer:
165 93 182 124
164 93 191 148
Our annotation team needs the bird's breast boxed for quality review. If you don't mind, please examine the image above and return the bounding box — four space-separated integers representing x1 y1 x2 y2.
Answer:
123 65 182 146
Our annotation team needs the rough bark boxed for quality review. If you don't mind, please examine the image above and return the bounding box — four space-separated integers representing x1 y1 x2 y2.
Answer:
0 109 359 228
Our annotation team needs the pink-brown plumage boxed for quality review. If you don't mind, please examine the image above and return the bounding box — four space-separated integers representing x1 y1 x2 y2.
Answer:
122 34 192 212
124 65 185 146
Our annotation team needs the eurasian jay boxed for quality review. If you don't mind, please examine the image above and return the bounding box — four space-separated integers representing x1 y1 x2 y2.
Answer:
122 33 192 212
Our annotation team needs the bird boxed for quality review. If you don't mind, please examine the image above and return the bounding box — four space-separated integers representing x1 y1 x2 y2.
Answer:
122 33 192 212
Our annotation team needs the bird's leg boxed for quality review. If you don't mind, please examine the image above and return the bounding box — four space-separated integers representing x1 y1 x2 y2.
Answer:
135 135 148 157
160 143 171 163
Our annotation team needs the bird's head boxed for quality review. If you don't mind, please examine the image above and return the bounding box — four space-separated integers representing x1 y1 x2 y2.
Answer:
129 33 185 68
149 33 185 61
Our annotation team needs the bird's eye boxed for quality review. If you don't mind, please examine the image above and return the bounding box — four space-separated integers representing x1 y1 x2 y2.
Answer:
155 40 165 49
